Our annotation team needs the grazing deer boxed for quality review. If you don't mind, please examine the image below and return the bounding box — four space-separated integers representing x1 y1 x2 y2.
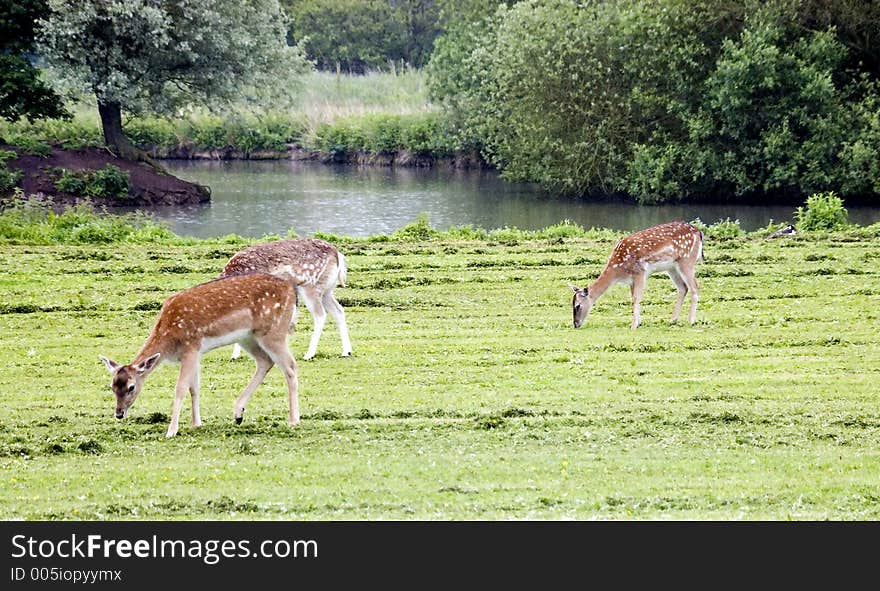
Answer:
221 238 352 360
569 221 703 329
99 273 299 437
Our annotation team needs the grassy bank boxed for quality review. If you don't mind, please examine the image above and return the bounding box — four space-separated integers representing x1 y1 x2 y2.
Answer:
0 70 470 164
1 213 879 519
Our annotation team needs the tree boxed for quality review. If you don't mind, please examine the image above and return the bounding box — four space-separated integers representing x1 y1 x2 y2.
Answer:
284 0 440 72
286 0 404 73
37 0 309 162
0 0 67 122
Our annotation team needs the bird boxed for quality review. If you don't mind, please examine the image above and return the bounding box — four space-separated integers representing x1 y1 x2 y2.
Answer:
768 224 796 238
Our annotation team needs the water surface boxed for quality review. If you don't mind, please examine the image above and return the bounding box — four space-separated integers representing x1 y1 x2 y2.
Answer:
133 160 880 238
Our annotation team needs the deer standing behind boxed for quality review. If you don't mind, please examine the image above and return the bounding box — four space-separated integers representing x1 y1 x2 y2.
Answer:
570 221 704 329
99 273 299 437
221 238 352 360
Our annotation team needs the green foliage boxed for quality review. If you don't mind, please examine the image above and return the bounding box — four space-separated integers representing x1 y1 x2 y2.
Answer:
429 0 880 204
391 214 440 241
37 0 309 155
53 165 130 199
53 169 85 196
679 19 856 199
308 112 456 158
795 192 850 232
183 113 304 153
39 0 309 114
0 150 23 193
1 110 309 155
5 134 52 156
0 197 176 244
124 117 179 151
689 217 744 241
433 0 725 196
285 0 440 72
0 1 67 122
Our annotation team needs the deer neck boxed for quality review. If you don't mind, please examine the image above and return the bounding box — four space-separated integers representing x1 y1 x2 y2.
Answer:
587 267 619 302
132 332 171 368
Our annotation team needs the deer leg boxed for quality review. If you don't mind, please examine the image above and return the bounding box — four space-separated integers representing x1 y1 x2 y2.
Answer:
300 287 326 360
630 272 647 329
168 353 198 437
230 342 243 360
258 334 300 426
323 290 352 357
668 268 688 323
232 341 273 424
190 363 202 427
681 264 700 324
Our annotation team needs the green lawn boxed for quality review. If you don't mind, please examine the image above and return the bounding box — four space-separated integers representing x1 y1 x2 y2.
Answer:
1 233 879 519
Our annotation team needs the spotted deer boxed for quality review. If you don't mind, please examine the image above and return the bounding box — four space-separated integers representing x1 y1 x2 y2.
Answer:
221 238 352 360
99 273 299 437
569 221 703 329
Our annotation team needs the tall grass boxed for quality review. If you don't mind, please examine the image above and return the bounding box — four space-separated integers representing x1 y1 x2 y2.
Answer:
295 69 434 125
0 69 437 157
0 195 183 245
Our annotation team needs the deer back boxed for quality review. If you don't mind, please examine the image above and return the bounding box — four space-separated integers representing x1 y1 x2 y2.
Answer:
606 221 702 274
147 273 296 357
222 238 342 289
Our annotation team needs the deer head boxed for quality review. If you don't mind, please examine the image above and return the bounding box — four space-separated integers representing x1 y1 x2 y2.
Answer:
99 353 161 419
569 285 593 328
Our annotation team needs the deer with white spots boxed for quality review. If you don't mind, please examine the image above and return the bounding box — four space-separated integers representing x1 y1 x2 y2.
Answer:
221 238 352 360
99 273 299 437
569 221 704 329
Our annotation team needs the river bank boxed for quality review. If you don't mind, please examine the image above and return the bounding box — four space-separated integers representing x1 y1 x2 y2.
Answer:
1 144 210 207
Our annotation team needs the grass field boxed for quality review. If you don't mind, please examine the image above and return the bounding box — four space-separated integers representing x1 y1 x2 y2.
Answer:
1 228 879 519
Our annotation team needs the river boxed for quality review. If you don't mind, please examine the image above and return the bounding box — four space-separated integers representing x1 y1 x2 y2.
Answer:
128 160 880 238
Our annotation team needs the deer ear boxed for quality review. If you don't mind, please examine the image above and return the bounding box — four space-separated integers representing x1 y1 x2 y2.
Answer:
99 355 120 373
568 284 579 293
136 353 161 374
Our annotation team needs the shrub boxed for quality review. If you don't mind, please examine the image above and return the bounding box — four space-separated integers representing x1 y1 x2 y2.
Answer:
391 214 439 241
125 116 179 151
0 198 175 245
5 135 52 157
86 166 130 199
0 150 22 194
443 224 488 240
54 168 86 195
690 218 745 241
54 165 130 199
538 220 587 240
795 191 850 232
400 112 455 156
366 114 403 154
190 115 229 150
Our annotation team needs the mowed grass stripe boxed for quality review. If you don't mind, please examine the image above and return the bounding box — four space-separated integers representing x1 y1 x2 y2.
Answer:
0 235 879 519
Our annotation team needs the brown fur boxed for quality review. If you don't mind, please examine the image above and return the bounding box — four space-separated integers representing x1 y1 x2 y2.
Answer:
571 221 703 329
221 238 352 359
100 273 300 437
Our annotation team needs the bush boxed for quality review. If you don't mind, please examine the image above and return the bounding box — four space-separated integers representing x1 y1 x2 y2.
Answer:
54 166 130 199
391 214 439 241
690 218 745 241
125 116 179 151
4 135 52 156
54 168 86 195
0 197 175 245
795 192 850 232
0 150 22 194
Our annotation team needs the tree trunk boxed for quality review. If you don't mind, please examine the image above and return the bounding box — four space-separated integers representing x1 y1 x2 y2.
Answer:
97 100 162 170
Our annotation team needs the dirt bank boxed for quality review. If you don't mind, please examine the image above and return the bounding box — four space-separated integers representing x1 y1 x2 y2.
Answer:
2 144 211 206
